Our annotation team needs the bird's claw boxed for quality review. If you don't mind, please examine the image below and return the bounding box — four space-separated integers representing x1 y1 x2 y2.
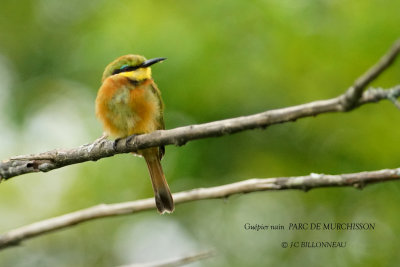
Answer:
126 134 138 144
113 134 138 151
88 133 108 152
113 138 121 151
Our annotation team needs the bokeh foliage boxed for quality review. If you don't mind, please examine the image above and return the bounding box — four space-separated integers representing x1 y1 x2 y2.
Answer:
0 0 399 266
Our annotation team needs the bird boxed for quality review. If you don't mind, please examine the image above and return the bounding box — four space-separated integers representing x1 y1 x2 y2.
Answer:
95 54 174 214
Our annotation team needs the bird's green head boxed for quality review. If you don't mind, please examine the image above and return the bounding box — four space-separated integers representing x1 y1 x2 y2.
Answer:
101 54 166 83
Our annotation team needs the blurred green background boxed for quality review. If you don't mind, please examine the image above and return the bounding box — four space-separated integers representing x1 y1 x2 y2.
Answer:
0 0 399 266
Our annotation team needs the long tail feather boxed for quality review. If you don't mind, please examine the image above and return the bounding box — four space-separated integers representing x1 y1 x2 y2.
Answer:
143 148 174 213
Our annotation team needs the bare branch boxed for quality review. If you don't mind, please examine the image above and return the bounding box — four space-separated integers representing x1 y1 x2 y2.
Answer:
117 250 215 267
0 167 399 250
358 85 400 105
0 85 399 182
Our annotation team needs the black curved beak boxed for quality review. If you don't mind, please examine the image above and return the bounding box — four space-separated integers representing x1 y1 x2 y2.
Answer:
141 57 167 68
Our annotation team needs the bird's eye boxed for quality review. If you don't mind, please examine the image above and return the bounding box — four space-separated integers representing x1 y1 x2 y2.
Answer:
112 64 139 75
120 64 129 70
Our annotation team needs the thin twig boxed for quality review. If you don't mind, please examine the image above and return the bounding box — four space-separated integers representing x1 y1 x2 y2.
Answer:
0 168 399 250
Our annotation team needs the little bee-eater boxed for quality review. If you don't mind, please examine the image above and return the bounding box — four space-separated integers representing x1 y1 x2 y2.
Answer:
95 55 174 214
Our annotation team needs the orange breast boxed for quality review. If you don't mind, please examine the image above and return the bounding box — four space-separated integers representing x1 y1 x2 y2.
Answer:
95 77 161 138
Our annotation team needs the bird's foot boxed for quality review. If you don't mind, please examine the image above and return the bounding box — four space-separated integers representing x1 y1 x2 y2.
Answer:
87 133 108 152
113 138 122 151
126 134 139 144
113 134 139 151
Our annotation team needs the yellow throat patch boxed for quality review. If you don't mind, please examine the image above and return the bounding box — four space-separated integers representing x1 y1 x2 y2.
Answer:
119 67 152 81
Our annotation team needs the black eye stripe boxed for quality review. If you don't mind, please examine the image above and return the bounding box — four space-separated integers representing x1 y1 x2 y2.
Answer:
112 65 142 75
